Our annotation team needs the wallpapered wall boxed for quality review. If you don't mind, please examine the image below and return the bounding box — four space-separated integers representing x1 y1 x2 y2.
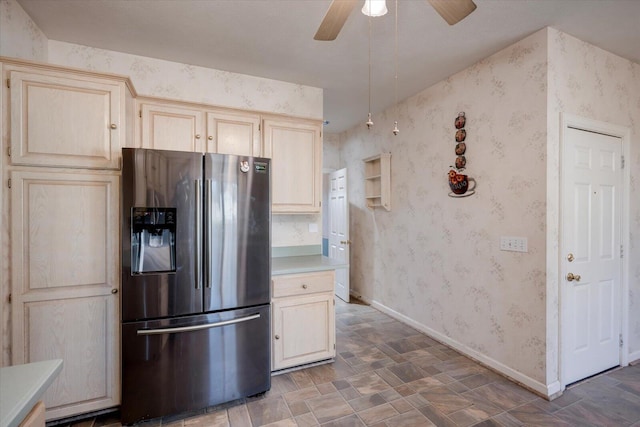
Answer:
340 29 550 390
0 0 47 61
338 27 639 394
545 28 640 380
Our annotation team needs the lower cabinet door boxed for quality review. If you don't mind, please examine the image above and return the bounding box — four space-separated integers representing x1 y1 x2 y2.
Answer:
10 170 120 421
272 293 335 371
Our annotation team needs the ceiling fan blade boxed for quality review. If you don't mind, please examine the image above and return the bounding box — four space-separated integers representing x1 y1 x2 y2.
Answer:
428 0 477 25
314 0 359 41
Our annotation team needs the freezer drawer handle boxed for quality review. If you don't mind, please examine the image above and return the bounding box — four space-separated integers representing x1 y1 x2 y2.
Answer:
137 313 261 336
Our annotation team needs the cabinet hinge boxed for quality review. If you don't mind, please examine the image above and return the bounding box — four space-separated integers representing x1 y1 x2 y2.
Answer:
7 293 10 303
7 146 10 157
620 334 624 348
139 110 142 118
258 123 261 131
5 78 9 89
7 178 11 189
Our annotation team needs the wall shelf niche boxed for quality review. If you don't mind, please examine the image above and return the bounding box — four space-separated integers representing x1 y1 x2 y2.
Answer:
363 153 391 211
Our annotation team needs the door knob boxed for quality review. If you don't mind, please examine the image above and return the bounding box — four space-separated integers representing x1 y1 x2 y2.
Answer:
566 273 581 282
567 253 574 262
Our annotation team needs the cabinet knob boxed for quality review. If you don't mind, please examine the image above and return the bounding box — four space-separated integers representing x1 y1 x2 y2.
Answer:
275 335 280 340
302 284 308 289
110 123 117 130
208 136 213 140
111 288 118 294
195 134 201 139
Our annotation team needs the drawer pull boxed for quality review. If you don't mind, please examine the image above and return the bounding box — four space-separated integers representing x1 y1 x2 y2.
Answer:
302 284 308 289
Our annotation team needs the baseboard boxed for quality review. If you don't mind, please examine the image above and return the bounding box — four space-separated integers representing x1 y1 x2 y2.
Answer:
349 289 372 305
371 299 556 398
628 350 640 364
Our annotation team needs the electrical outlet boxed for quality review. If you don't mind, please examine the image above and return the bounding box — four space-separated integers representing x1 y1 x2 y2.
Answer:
500 236 528 253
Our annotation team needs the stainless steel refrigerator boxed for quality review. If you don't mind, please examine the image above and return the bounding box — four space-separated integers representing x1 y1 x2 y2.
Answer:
120 148 271 424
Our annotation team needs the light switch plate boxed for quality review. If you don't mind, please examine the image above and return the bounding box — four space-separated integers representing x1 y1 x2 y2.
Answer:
500 236 528 252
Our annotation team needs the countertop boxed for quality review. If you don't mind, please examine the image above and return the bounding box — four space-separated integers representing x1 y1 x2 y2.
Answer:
0 359 63 427
272 255 348 275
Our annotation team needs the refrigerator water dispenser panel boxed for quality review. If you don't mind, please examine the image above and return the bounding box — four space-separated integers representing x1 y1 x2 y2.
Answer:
131 207 177 274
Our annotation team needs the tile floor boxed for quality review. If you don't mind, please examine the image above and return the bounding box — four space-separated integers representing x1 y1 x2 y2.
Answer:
65 299 640 427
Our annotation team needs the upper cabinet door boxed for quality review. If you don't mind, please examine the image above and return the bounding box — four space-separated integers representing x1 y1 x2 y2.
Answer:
263 118 322 213
140 102 204 152
206 110 261 156
9 70 123 169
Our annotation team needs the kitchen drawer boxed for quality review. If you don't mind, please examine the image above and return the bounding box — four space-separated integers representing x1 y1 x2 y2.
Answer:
272 271 334 298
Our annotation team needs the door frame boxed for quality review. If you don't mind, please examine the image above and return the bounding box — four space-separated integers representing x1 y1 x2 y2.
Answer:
558 113 631 390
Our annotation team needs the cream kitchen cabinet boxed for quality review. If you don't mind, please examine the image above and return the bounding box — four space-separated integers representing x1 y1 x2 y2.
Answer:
4 60 134 169
271 270 335 371
138 98 261 156
262 117 322 213
9 169 121 420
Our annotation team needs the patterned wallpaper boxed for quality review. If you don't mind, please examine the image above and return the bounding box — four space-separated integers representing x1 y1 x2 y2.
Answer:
546 28 640 376
0 0 47 61
339 27 639 395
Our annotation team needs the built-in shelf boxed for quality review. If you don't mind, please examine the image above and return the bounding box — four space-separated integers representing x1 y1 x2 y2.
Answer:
363 153 391 211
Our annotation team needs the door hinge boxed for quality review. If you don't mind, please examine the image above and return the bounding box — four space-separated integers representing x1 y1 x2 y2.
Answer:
6 78 9 89
621 155 625 169
7 178 11 189
7 146 10 157
621 245 624 259
620 334 623 348
7 293 11 303
258 123 261 131
333 343 336 349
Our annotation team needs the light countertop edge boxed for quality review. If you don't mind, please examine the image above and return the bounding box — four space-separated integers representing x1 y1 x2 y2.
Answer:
272 255 348 275
0 359 63 427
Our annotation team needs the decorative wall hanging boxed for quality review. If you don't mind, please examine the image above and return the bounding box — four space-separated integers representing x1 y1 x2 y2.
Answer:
448 112 476 197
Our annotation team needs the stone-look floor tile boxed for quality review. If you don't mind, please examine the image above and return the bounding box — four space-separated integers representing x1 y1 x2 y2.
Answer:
387 362 428 383
433 373 455 384
469 420 503 427
271 374 301 395
291 371 316 389
373 368 404 387
306 392 354 424
404 393 430 409
339 386 362 401
417 404 457 427
284 386 321 404
294 413 319 427
461 382 535 412
161 421 184 427
332 380 351 390
183 410 229 427
288 400 311 417
555 399 634 426
227 404 252 427
447 405 495 426
348 393 386 412
446 381 470 394
507 403 574 426
490 412 523 427
418 385 473 414
389 398 414 414
378 388 402 402
247 396 292 426
384 409 435 427
459 374 495 390
393 384 415 397
318 414 365 427
347 372 392 395
357 403 398 425
317 382 338 395
262 419 297 427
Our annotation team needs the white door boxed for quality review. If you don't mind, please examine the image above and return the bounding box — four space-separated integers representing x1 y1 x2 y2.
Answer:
561 126 622 385
328 168 350 302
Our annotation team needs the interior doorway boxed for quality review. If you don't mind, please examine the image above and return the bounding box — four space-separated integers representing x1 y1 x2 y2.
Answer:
323 168 350 302
560 114 630 388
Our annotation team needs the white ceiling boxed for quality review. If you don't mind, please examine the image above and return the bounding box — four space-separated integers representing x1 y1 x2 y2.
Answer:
16 0 640 133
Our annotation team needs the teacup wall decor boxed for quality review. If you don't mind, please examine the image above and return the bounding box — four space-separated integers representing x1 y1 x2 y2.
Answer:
447 111 476 197
448 170 476 196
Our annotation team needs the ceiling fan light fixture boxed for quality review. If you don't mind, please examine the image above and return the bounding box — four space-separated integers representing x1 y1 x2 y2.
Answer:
362 0 388 17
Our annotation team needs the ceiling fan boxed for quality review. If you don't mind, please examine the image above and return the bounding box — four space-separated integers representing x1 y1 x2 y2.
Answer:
314 0 477 41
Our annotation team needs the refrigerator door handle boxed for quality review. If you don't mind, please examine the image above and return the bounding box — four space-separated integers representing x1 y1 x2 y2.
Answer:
195 179 203 290
136 313 261 336
205 179 213 289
